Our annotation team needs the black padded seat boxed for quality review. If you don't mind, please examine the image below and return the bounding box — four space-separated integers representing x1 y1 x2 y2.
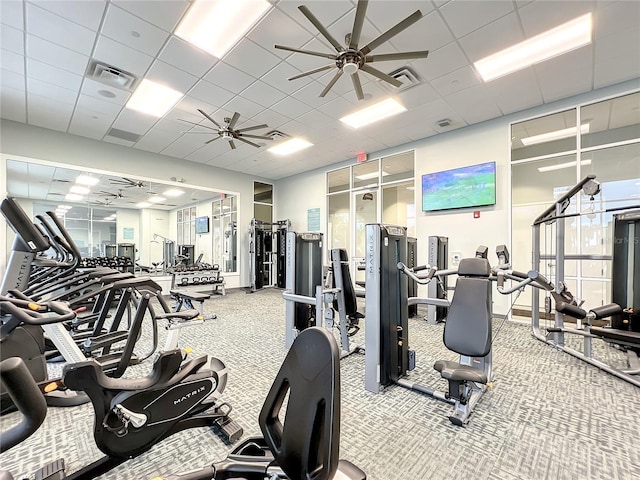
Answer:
589 327 640 345
434 360 488 384
170 290 211 302
154 309 200 320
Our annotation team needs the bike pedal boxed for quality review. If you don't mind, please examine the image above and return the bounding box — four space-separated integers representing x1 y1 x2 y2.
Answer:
216 417 243 443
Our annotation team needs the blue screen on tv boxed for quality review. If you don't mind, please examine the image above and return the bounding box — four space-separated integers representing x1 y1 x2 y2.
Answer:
195 216 209 234
422 162 496 212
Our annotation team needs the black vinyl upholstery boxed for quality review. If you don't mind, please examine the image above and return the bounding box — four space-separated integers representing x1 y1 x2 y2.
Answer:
442 258 492 358
331 249 362 319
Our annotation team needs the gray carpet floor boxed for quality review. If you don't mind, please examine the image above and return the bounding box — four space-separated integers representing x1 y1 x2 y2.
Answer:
1 288 639 480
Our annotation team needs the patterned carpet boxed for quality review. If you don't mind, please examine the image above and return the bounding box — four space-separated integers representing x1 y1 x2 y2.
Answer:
1 288 639 480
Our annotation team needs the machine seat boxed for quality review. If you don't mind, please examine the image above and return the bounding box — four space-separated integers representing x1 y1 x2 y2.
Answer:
434 360 488 384
155 309 200 321
170 290 211 302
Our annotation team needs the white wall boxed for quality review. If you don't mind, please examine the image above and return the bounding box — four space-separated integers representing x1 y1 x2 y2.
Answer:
0 120 272 287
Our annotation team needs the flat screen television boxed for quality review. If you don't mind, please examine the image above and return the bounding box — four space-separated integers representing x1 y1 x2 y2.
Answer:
195 216 210 234
422 161 496 212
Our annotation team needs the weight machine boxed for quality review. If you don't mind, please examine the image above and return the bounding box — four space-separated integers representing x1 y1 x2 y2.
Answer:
248 218 290 292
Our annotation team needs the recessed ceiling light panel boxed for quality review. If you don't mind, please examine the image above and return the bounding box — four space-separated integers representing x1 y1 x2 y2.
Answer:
69 185 90 195
340 98 407 129
163 188 185 197
126 79 183 118
176 0 272 58
76 175 100 186
268 138 313 156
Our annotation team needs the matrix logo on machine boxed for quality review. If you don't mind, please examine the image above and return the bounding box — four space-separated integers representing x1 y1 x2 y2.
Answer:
174 385 206 405
142 378 216 425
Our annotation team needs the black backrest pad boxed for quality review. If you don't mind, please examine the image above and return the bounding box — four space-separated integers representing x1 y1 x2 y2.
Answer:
331 248 358 315
444 258 492 357
259 327 340 480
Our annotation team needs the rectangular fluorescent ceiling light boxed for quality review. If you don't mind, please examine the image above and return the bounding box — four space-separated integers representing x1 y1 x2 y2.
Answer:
149 196 166 203
137 202 151 208
57 205 72 210
268 138 313 156
474 13 592 82
69 185 90 195
340 98 407 129
355 172 390 181
522 124 590 146
65 193 83 201
538 159 591 172
175 0 272 58
163 188 185 197
76 175 99 186
126 79 183 118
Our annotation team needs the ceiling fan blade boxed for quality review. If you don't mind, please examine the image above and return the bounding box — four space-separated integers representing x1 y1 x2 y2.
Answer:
236 124 269 133
228 140 236 150
236 137 261 148
177 119 218 131
349 0 368 49
205 135 222 144
288 64 335 81
228 112 241 130
274 45 337 60
351 72 364 101
240 134 273 140
181 131 220 134
298 5 344 52
359 10 423 55
360 64 402 88
366 51 429 62
320 70 343 97
197 108 222 128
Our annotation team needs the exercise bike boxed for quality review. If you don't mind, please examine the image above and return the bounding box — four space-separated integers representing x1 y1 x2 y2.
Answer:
0 297 243 480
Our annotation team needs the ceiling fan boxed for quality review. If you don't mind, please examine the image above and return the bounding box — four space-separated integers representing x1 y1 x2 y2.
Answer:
98 190 125 199
180 109 273 150
109 177 147 188
274 0 429 101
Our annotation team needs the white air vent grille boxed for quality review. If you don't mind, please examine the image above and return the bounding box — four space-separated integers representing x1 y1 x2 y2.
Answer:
378 66 422 93
265 130 289 139
107 128 141 142
86 60 138 91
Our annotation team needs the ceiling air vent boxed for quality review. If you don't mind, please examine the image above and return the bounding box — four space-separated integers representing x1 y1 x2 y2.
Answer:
106 128 141 143
378 66 422 93
86 60 138 91
265 130 289 139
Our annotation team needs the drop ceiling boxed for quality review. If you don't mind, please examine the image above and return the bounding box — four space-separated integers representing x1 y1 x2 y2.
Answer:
1 0 639 182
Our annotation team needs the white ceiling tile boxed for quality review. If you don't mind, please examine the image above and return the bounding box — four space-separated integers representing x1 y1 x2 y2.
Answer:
76 93 123 116
26 3 96 55
1 49 24 74
160 134 206 158
485 69 543 115
1 68 25 90
315 70 357 97
292 78 340 108
395 83 440 109
277 1 355 32
112 108 158 134
0 1 24 29
444 84 503 125
518 1 595 37
159 37 218 78
595 1 640 39
250 8 314 59
535 46 594 103
27 93 74 131
112 0 190 32
26 35 89 75
283 37 337 72
68 109 114 140
260 61 313 95
81 78 131 106
239 81 287 108
388 9 455 56
204 62 256 94
459 13 523 62
249 109 290 130
325 14 381 53
295 108 333 129
429 65 481 97
2 24 24 54
185 142 228 163
146 60 198 93
27 77 78 105
103 136 136 147
224 40 281 78
93 35 154 77
366 1 435 37
30 0 106 31
408 42 468 82
594 28 640 89
172 96 219 125
152 117 196 135
188 81 235 108
134 127 183 153
439 0 513 37
270 95 313 120
278 118 306 136
101 5 168 57
0 86 26 122
219 96 265 119
27 59 83 91
317 95 358 119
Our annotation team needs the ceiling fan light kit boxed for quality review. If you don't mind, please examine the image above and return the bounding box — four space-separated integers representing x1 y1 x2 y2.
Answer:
275 0 429 101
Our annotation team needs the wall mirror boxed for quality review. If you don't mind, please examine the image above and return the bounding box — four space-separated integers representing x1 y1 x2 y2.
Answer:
4 158 239 274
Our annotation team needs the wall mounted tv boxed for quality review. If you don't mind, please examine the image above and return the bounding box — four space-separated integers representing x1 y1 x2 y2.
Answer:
195 216 210 234
422 161 496 212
